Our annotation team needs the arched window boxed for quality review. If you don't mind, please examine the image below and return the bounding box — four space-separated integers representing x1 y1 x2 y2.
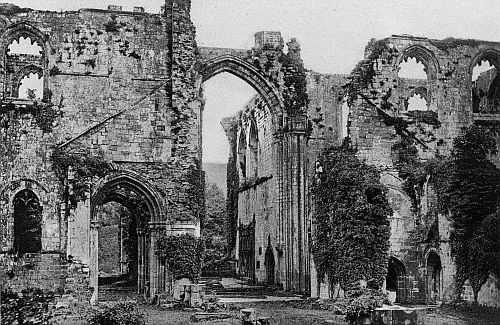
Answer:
238 131 247 180
248 121 258 180
397 46 438 112
472 58 499 114
13 189 42 254
5 34 45 99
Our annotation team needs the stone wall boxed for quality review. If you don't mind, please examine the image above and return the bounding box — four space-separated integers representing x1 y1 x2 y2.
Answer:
235 95 277 285
345 34 500 305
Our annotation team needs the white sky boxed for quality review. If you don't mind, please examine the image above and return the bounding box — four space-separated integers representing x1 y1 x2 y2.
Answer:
9 0 500 162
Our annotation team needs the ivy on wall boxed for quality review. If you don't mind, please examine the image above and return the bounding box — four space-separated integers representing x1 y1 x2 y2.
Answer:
157 233 204 281
392 126 500 300
51 147 111 207
279 53 309 115
312 143 392 292
345 38 398 106
433 126 500 300
0 101 61 134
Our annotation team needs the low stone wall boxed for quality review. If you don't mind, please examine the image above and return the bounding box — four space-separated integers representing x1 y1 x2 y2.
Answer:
0 253 91 303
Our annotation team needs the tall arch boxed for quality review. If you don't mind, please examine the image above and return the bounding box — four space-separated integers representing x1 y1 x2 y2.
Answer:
200 55 284 129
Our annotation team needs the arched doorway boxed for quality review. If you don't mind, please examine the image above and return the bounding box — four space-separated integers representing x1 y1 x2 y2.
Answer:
90 173 163 301
13 189 42 254
265 245 275 285
426 252 442 304
386 257 407 303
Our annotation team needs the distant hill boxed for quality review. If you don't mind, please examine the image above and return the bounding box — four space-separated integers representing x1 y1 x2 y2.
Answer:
203 162 227 196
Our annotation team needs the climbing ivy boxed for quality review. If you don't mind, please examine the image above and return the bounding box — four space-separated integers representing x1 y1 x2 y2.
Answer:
0 101 61 134
312 143 392 292
392 126 500 300
157 233 204 281
51 147 111 207
433 126 500 299
345 38 398 106
279 53 309 115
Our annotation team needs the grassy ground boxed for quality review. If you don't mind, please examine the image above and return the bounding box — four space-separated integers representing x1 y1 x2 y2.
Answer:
59 300 500 325
142 301 346 325
138 301 500 325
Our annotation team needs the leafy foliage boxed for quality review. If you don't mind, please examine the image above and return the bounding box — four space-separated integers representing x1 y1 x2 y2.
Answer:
1 288 56 325
344 38 398 106
202 183 228 271
157 234 204 281
279 53 309 114
433 126 500 297
392 125 500 299
87 302 146 325
33 102 62 133
344 288 388 324
51 147 111 207
312 144 392 291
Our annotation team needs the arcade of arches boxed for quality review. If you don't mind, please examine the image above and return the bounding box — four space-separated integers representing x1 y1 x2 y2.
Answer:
0 1 499 307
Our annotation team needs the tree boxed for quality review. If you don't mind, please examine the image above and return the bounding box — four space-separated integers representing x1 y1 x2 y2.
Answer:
434 126 500 300
202 183 227 270
312 145 392 292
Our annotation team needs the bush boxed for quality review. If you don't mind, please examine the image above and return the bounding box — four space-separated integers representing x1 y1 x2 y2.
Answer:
345 289 388 324
312 144 392 291
1 288 56 325
87 302 146 325
157 233 204 281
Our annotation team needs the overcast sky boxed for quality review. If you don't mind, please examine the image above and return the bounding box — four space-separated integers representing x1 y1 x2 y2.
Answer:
9 0 500 162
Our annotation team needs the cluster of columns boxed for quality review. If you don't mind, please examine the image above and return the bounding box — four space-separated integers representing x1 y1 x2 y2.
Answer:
276 114 310 293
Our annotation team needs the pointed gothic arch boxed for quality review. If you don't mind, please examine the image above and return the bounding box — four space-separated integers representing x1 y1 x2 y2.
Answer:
200 55 284 130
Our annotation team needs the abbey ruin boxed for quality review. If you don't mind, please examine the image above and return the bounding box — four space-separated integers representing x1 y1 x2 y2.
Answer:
0 0 498 308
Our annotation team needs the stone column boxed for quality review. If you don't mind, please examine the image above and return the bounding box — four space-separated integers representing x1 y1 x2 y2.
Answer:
278 114 310 292
148 222 160 298
148 221 168 298
137 228 145 294
89 220 99 304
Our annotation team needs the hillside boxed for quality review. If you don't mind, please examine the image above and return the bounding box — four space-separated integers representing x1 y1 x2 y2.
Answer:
203 162 227 195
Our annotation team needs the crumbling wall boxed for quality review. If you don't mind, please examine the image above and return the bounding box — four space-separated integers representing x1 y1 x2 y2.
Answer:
346 34 500 305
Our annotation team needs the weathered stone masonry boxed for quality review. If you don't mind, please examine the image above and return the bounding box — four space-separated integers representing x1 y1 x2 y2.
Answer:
329 35 500 306
0 0 498 307
0 0 314 298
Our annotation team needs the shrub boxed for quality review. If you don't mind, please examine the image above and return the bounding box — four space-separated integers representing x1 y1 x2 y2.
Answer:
1 288 56 325
157 233 204 281
345 289 388 324
312 144 392 292
87 302 146 325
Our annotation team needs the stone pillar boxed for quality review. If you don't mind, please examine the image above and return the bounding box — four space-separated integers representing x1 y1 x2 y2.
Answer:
278 114 310 293
89 220 99 304
148 222 163 298
137 228 145 294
